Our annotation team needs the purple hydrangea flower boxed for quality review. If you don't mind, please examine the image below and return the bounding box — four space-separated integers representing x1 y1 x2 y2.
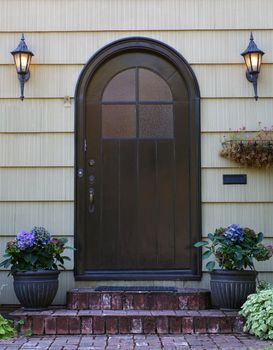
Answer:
16 231 35 250
224 224 244 242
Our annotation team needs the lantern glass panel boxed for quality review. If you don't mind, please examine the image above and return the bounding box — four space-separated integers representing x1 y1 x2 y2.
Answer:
250 52 260 73
20 53 30 73
244 54 252 73
13 53 21 73
13 52 31 74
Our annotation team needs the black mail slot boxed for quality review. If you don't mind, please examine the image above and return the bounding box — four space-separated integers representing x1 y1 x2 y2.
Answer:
223 174 247 185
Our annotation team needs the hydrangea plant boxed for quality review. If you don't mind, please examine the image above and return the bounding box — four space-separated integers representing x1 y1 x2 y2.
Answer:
194 224 273 271
0 226 72 274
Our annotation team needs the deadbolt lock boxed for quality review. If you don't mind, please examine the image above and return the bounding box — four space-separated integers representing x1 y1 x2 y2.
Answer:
77 168 84 178
88 159 95 166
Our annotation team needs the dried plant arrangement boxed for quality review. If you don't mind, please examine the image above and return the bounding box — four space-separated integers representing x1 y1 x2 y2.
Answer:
220 124 273 168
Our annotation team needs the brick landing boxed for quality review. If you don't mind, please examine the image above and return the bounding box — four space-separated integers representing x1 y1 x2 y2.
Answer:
1 334 273 350
10 309 243 335
67 288 211 310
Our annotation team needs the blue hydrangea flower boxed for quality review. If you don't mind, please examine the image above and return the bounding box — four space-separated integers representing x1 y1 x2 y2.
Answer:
31 226 51 245
16 231 35 250
224 224 244 242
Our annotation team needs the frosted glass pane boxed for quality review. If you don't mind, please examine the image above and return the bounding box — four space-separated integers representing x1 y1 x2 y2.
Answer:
102 105 136 138
139 69 172 101
139 105 173 138
102 69 136 102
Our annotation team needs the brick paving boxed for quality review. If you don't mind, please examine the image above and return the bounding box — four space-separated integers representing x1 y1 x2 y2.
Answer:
0 334 273 349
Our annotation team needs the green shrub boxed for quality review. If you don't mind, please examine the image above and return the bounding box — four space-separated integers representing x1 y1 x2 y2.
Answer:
0 315 16 339
240 287 273 339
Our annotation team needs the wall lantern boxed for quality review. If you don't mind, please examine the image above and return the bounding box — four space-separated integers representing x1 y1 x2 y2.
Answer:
241 32 264 101
11 34 34 101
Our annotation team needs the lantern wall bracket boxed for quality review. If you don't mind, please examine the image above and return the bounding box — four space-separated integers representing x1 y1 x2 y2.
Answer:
18 72 30 101
245 71 258 101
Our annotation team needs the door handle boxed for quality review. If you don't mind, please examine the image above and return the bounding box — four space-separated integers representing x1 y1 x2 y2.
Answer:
89 189 94 205
89 188 95 213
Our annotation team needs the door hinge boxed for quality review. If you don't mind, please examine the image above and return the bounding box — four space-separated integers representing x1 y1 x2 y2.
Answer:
84 139 87 152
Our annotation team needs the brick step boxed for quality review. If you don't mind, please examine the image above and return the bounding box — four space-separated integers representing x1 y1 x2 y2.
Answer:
10 309 244 335
67 288 211 310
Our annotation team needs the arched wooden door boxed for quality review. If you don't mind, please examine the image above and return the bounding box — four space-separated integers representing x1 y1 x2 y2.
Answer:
75 38 201 280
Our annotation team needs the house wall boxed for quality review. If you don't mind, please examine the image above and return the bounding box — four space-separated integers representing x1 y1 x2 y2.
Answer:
1 0 273 304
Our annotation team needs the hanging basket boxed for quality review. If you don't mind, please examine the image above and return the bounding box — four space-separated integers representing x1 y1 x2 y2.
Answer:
220 140 273 168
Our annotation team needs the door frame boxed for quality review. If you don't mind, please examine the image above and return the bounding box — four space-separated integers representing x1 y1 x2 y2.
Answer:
74 37 201 280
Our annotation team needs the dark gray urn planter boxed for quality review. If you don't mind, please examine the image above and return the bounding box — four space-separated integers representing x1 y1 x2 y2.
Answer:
13 270 59 310
210 269 257 310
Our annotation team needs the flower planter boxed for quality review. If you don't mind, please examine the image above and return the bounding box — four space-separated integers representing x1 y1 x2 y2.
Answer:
220 140 273 168
210 269 257 310
13 270 59 310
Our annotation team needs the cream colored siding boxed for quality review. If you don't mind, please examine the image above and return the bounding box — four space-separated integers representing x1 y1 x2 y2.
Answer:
201 99 273 132
0 0 273 31
0 134 73 166
202 169 273 202
1 31 273 65
0 0 273 304
0 168 73 201
0 100 74 132
0 202 73 236
203 203 273 235
0 66 82 98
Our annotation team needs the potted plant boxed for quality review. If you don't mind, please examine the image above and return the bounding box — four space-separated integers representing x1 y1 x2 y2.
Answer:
194 224 273 309
0 226 71 310
220 124 273 168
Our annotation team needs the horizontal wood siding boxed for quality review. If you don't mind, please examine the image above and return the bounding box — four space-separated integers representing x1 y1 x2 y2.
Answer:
0 99 73 132
202 169 273 202
0 0 273 303
203 203 273 236
201 99 273 132
0 134 73 166
0 168 73 201
0 202 73 236
0 30 273 64
0 0 273 31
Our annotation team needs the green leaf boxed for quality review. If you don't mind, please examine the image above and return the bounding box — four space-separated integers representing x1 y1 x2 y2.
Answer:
24 329 32 337
208 233 214 241
206 261 215 271
0 258 11 268
62 256 71 261
193 241 208 248
257 232 264 243
202 250 212 260
17 320 24 326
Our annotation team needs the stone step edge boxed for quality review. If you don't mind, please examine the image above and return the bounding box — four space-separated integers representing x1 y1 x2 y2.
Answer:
10 309 244 335
67 289 211 310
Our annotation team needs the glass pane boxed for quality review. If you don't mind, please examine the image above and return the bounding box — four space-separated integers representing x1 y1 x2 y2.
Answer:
139 68 172 101
102 69 136 102
139 105 174 138
102 105 136 138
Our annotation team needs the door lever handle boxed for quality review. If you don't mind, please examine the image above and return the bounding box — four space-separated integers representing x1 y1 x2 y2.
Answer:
89 189 94 205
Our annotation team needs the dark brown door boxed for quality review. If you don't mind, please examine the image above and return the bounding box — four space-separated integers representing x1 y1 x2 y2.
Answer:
75 38 201 280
